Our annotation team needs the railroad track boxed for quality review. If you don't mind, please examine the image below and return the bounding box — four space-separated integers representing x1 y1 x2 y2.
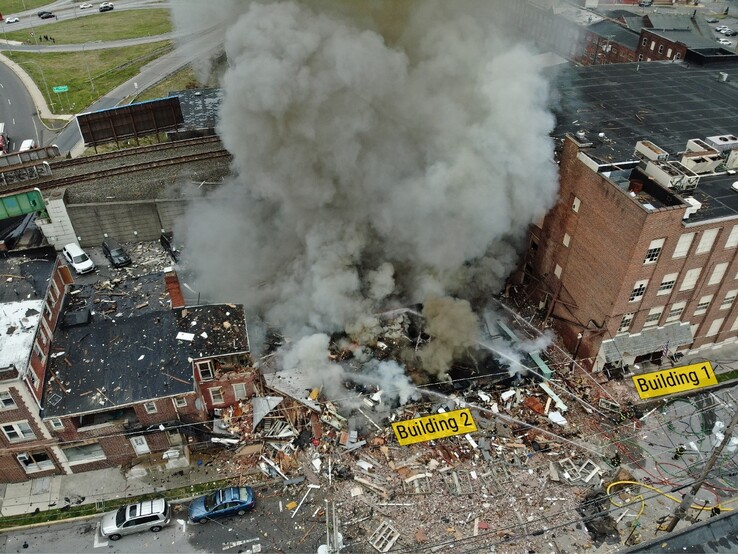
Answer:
50 136 225 169
35 150 232 191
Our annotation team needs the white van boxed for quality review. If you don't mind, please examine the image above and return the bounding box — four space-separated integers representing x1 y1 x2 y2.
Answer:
19 139 36 152
62 243 96 274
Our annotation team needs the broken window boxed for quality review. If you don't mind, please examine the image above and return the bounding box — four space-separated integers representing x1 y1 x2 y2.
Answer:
0 391 16 410
629 280 648 302
617 313 634 334
2 421 36 442
658 273 678 295
643 238 664 264
17 451 54 473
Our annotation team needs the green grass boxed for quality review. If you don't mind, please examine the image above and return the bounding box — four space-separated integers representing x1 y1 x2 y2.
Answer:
138 66 217 102
2 8 171 44
0 0 50 15
7 41 172 114
717 369 738 383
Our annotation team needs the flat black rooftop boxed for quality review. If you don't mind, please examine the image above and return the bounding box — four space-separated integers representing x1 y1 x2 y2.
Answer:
553 61 738 224
43 273 248 417
0 248 55 303
552 61 738 164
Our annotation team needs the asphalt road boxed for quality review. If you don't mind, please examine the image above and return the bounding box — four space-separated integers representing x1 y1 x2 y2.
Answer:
0 487 332 554
0 61 52 152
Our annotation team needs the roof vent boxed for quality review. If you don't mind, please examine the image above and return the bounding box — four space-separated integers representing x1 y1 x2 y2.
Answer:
576 130 586 139
718 72 729 82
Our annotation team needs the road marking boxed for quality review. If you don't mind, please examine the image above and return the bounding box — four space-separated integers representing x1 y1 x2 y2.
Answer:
222 537 259 550
93 522 108 548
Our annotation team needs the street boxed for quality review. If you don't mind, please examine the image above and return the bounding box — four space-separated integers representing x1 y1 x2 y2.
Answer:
0 485 331 554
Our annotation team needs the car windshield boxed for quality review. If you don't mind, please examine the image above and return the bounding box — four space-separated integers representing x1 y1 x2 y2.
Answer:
72 254 89 263
111 248 125 257
114 507 127 527
203 492 219 512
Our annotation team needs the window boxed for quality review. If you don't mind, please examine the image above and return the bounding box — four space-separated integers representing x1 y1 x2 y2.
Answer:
721 290 738 310
658 45 663 54
563 233 571 247
0 391 16 410
673 233 694 258
666 302 686 322
707 318 724 337
644 238 665 264
629 280 648 302
709 263 728 286
658 273 678 295
17 451 54 473
667 48 672 58
233 383 248 401
196 360 214 381
62 442 105 464
554 264 562 279
680 268 702 291
674 52 681 60
209 387 224 405
650 41 655 51
642 38 648 46
572 197 581 212
50 279 60 301
694 295 713 316
143 401 157 414
173 397 188 408
33 342 45 362
644 307 664 327
696 229 719 255
618 313 635 333
638 54 644 61
2 421 36 443
48 418 64 430
726 225 738 249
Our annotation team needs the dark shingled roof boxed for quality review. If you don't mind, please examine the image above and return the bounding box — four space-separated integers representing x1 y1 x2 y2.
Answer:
42 274 248 417
589 20 640 51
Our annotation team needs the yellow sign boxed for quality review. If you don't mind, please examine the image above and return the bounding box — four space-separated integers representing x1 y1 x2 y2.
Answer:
392 408 477 446
632 362 717 399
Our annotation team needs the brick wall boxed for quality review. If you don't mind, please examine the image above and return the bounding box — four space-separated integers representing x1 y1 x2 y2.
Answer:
533 136 738 363
636 30 687 63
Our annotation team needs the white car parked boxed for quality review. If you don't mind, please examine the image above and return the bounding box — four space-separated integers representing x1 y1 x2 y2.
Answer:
62 243 96 275
717 38 732 46
79 3 93 8
6 16 20 23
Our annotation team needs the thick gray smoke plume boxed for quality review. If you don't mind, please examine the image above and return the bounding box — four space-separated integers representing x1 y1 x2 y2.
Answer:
175 0 558 341
420 297 479 380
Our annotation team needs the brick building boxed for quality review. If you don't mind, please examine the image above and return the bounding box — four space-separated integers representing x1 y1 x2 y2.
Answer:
521 60 738 375
0 247 254 482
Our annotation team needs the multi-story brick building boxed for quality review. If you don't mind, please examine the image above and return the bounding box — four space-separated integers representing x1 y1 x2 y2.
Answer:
0 247 254 482
522 60 738 375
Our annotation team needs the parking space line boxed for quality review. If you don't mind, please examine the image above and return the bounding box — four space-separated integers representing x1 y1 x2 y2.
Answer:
93 522 108 548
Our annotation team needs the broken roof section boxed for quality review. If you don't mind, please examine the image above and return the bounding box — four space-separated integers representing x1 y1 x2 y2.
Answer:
42 272 249 417
0 300 42 372
263 370 322 412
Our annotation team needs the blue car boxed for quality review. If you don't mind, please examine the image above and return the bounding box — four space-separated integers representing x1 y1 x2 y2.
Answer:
188 486 255 523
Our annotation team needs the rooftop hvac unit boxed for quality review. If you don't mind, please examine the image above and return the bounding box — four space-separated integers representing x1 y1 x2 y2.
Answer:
635 140 669 162
680 139 722 174
644 160 700 191
726 149 738 171
683 197 702 220
705 134 738 153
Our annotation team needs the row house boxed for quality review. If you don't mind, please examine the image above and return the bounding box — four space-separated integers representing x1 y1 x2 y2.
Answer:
0 250 254 482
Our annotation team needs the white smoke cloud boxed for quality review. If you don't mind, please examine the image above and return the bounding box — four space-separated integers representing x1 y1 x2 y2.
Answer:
281 333 343 397
175 0 558 343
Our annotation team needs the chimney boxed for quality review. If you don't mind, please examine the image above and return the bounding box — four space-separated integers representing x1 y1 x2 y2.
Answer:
164 269 185 309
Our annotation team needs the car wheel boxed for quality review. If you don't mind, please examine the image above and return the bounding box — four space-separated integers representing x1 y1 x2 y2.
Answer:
151 525 162 532
237 509 246 516
109 534 122 541
194 518 205 524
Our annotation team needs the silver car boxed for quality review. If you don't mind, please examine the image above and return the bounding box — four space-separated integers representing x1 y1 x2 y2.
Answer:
100 498 171 541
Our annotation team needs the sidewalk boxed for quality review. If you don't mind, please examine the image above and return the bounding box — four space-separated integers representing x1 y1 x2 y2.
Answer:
0 452 240 520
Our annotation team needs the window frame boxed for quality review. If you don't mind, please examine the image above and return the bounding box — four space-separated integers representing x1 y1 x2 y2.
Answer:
694 295 713 316
143 401 157 415
629 279 649 302
696 228 719 255
48 418 64 430
666 302 686 322
643 238 664 264
173 397 188 408
209 387 225 405
0 390 17 410
2 421 36 443
618 313 635 334
643 307 664 328
673 233 694 259
721 290 738 310
233 383 248 401
196 360 214 381
680 268 702 291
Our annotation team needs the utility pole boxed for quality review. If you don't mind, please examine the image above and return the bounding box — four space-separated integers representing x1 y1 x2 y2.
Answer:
664 404 738 533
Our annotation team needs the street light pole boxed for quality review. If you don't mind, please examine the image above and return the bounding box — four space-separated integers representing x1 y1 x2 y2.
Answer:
83 42 96 92
19 60 54 112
